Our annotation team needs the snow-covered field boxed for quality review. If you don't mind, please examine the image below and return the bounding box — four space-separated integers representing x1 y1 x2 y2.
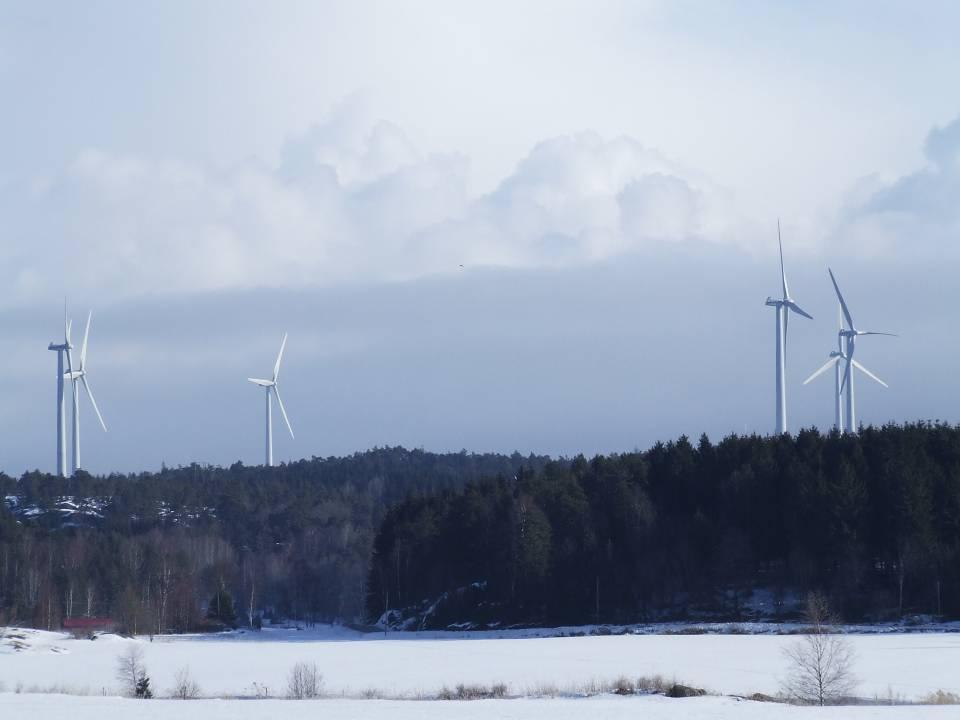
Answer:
3 625 959 717
3 694 960 720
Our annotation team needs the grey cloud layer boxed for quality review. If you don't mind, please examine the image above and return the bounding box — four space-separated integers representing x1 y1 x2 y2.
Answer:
1 244 951 476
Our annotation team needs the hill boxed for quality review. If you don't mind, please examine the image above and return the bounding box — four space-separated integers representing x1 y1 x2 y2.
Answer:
0 447 547 631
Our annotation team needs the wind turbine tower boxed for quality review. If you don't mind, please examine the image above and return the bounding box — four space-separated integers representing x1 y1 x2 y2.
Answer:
47 306 72 477
803 305 850 432
248 333 294 466
765 222 813 434
827 269 896 434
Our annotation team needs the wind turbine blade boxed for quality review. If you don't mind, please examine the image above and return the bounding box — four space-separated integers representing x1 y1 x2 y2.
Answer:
852 359 888 388
803 357 840 385
828 268 855 331
778 219 790 300
273 385 294 440
80 311 92 370
248 378 274 387
785 300 813 320
63 302 75 375
840 357 852 395
859 331 898 337
80 375 107 432
273 333 288 382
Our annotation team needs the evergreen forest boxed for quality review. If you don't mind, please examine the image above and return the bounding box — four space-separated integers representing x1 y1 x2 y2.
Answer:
3 423 960 632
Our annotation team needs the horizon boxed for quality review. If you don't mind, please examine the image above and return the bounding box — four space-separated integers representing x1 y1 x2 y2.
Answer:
6 419 957 480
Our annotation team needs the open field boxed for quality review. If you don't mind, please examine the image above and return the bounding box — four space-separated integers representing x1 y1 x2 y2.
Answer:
4 693 960 720
3 625 960 704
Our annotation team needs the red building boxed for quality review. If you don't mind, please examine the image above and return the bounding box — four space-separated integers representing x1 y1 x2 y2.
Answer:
62 617 116 635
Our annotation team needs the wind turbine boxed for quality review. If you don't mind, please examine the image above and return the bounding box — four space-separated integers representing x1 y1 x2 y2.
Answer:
765 222 813 434
47 304 71 477
802 305 854 432
827 268 896 434
247 333 294 466
63 311 108 473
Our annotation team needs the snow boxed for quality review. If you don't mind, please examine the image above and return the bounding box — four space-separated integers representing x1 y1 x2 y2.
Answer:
3 495 210 525
3 625 960 703
0 693 958 720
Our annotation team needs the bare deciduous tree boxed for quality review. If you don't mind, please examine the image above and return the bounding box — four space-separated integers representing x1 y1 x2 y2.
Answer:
782 593 856 705
286 661 322 699
170 665 201 699
116 645 147 698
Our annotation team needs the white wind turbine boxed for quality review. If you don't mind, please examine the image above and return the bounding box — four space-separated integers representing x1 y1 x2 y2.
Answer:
47 304 72 477
803 304 862 432
826 268 896 434
247 333 294 466
63 311 108 474
765 222 813 434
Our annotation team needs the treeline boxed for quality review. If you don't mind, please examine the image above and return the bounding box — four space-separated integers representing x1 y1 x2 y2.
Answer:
0 447 546 631
6 425 960 634
368 423 960 627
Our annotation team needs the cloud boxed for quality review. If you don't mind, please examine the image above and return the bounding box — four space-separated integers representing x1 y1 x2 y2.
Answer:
401 132 739 273
0 106 739 305
925 115 960 169
833 113 960 257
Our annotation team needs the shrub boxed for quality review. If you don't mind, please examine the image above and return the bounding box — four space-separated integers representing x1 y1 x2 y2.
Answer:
636 675 669 694
170 666 201 699
922 690 960 705
438 683 510 700
613 676 635 695
286 662 322 699
457 684 486 700
116 645 149 698
527 682 560 698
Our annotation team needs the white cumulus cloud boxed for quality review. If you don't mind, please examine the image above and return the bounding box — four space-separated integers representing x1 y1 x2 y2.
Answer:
0 106 744 305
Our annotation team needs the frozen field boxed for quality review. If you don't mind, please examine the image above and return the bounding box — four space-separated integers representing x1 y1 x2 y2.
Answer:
2 625 960 714
2 694 960 720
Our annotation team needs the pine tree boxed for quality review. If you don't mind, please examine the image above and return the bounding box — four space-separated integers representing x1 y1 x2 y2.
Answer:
207 586 237 627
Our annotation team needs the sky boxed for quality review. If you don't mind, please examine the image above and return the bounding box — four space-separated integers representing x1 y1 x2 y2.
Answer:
1 0 959 474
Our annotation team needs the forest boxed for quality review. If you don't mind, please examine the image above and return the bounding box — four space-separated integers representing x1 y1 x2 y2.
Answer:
0 447 545 632
368 423 960 627
3 423 960 633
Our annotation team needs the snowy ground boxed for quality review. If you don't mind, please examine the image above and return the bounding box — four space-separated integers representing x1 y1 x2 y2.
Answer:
2 625 959 713
2 694 960 720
